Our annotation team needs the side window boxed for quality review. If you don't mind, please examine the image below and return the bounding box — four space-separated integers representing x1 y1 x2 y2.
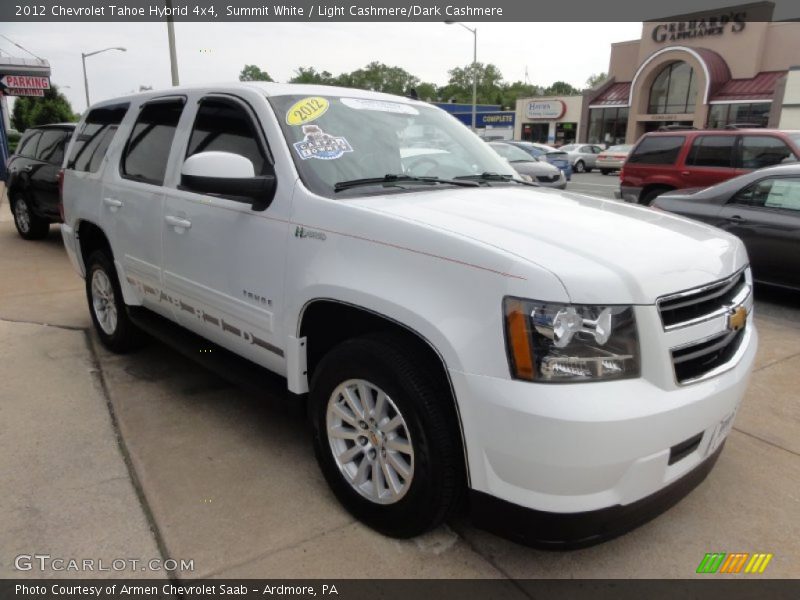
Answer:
741 136 797 169
730 178 800 211
16 130 42 158
68 104 129 173
35 129 67 165
686 136 736 168
121 99 185 185
627 136 685 165
186 98 268 175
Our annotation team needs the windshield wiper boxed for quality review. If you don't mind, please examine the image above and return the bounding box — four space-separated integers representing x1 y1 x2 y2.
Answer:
455 172 538 186
334 174 479 193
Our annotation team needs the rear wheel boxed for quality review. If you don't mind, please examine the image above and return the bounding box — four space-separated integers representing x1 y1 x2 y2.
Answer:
574 160 586 173
310 333 464 537
600 169 611 175
11 194 49 240
640 187 672 206
85 250 143 353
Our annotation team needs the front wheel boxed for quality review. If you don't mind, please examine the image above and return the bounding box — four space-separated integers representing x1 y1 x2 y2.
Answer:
310 334 464 538
640 187 671 206
85 251 143 353
11 194 50 240
574 160 586 173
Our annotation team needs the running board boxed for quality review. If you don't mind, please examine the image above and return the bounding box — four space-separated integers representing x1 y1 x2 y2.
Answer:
127 306 304 414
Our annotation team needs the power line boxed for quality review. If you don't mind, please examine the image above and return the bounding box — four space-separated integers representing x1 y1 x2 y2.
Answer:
0 33 45 61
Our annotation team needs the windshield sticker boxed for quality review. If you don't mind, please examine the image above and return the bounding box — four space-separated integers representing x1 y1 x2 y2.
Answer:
340 97 420 115
293 125 353 161
286 96 330 126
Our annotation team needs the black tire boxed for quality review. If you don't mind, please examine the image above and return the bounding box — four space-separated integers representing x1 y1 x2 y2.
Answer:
640 187 671 206
11 194 50 240
574 160 585 173
600 169 611 175
584 166 593 173
85 250 143 353
310 333 464 538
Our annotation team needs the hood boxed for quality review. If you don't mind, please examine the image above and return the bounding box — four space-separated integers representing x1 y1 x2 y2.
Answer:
349 186 747 304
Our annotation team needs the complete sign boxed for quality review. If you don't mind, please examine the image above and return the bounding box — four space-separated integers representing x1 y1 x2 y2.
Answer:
0 75 50 90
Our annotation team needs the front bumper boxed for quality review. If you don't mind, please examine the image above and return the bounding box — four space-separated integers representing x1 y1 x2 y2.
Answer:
470 442 725 549
451 311 757 547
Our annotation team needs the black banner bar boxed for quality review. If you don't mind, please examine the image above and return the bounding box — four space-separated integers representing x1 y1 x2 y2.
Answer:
3 579 800 600
2 0 799 22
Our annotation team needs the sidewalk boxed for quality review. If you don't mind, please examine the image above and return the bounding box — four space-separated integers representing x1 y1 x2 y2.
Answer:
0 318 165 579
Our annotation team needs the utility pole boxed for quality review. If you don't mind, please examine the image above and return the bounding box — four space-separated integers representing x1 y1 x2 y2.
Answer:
166 0 180 85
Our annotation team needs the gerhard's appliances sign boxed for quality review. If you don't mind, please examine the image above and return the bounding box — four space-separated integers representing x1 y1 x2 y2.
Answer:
652 11 747 43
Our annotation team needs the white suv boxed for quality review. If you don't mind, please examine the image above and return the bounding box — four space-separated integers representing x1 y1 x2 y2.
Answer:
61 83 757 548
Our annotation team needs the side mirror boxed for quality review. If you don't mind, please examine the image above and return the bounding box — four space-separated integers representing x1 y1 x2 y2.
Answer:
180 151 276 211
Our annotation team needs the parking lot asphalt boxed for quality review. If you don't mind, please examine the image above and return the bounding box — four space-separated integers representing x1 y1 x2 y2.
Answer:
1 189 799 580
565 171 622 200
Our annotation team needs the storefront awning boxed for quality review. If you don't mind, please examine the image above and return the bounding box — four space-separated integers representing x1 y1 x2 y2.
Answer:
709 71 786 103
589 82 631 107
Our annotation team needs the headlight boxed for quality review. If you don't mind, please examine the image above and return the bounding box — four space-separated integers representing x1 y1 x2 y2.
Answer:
503 297 640 382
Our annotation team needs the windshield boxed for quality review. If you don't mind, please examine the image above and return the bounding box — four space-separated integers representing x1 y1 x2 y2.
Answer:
489 142 535 163
268 94 517 197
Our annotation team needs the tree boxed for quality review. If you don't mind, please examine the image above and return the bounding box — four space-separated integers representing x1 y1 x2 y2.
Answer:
585 72 608 89
238 64 273 82
542 81 581 96
289 66 334 85
339 62 420 96
11 84 76 131
500 81 543 110
414 82 438 102
442 62 505 105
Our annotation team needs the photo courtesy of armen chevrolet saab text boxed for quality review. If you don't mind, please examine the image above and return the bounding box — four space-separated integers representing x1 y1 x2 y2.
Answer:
60 82 756 549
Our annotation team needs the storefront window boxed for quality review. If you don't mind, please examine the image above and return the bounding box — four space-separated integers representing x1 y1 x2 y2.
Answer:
707 103 771 128
648 62 697 114
587 107 628 145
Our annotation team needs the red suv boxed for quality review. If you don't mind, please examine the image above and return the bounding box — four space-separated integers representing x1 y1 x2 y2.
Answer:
619 129 800 204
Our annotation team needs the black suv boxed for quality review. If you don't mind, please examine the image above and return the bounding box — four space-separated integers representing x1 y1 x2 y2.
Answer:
6 123 75 240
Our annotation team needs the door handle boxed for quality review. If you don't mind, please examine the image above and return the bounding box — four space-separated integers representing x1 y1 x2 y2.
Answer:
103 197 123 208
728 214 746 223
165 215 192 230
681 171 690 176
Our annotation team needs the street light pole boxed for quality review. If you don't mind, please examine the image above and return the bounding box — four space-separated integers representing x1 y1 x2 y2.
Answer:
446 21 478 132
166 0 180 85
81 46 127 109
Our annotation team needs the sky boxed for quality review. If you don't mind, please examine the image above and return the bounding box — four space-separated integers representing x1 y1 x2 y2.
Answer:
1 21 643 113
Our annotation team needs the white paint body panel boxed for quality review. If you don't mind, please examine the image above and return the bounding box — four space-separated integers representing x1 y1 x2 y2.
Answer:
61 82 757 515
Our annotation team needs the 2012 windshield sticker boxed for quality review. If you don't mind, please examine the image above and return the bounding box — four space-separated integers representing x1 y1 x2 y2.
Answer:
286 96 329 126
293 125 353 160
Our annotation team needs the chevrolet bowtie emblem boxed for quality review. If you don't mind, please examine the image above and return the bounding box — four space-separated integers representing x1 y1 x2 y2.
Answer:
727 306 747 332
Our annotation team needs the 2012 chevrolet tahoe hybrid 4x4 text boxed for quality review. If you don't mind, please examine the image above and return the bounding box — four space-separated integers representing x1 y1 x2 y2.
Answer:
61 83 757 549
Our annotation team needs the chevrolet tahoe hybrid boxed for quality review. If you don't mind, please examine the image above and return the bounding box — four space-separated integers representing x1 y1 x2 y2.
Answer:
60 83 757 548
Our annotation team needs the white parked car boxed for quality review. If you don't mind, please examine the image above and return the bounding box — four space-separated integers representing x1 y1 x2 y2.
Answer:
60 83 757 548
558 143 604 173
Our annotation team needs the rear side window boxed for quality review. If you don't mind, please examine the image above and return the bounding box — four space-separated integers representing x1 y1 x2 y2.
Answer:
121 99 185 185
627 136 685 165
686 136 736 168
732 178 800 211
186 98 268 175
741 136 797 169
35 129 69 165
68 105 129 173
15 130 42 158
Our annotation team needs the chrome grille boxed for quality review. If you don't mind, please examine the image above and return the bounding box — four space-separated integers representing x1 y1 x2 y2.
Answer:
658 269 748 331
671 329 746 384
536 174 560 183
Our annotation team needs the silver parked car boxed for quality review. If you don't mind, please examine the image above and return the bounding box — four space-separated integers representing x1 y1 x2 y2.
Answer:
558 143 604 173
488 142 566 189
